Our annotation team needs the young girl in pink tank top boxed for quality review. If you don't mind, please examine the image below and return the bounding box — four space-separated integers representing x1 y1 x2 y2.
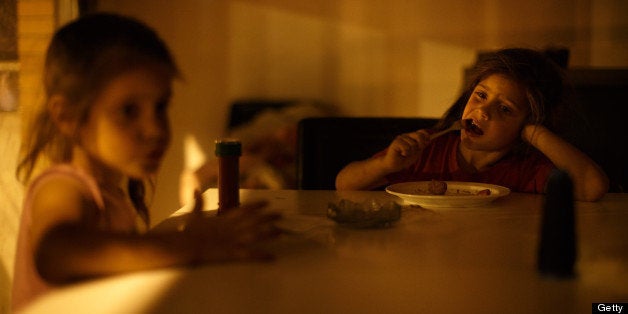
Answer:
12 13 280 311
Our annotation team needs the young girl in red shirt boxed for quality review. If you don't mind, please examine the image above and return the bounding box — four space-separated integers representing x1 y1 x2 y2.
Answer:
336 48 608 202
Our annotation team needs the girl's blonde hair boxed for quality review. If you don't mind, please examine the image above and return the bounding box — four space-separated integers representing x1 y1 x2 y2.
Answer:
17 13 179 224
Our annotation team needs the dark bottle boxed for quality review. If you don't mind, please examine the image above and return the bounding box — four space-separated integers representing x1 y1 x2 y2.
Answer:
537 169 577 277
215 139 241 215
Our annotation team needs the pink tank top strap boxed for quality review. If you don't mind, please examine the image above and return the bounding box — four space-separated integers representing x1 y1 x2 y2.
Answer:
26 164 105 211
12 164 105 311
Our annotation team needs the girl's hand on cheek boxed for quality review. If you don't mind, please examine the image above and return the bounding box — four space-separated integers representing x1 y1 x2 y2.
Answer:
521 124 535 144
521 124 549 146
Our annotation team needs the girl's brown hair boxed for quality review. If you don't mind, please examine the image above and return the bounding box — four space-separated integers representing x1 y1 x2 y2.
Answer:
17 13 179 225
434 47 579 154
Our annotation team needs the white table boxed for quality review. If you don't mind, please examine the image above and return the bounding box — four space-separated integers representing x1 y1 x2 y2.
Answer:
23 189 628 314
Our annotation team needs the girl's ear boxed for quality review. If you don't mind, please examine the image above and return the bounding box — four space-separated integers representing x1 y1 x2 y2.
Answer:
47 95 77 137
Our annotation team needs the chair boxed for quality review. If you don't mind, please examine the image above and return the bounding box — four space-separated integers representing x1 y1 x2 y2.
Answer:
567 68 628 192
296 117 439 190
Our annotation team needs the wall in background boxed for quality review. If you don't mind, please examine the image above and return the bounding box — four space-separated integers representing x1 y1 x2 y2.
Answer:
29 0 628 222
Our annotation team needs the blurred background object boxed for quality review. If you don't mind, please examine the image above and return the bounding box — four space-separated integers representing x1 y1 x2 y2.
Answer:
0 66 19 112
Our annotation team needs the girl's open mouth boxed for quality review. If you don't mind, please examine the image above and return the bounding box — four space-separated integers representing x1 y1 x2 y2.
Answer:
462 119 484 136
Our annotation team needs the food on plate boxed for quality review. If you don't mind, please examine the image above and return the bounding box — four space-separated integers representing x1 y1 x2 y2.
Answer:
386 181 509 209
427 179 447 195
476 189 491 196
420 180 492 196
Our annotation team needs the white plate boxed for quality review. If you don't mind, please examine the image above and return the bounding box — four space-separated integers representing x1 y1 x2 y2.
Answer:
385 181 510 209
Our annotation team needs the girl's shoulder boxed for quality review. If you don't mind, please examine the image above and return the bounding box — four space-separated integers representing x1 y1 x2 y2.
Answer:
26 164 105 211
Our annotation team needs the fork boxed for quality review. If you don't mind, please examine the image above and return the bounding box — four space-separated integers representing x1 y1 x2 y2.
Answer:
429 119 467 140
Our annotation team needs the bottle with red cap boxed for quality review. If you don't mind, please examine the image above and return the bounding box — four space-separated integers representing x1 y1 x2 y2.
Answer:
215 139 241 215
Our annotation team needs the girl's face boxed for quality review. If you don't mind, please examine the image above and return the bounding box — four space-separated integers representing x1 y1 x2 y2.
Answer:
460 74 529 153
78 64 172 179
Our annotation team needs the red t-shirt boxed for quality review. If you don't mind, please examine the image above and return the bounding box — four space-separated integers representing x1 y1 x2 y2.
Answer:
377 132 555 193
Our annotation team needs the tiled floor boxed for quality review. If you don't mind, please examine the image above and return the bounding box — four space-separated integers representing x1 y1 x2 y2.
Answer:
0 111 23 313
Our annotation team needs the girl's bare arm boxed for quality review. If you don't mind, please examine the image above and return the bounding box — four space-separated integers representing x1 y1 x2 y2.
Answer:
522 124 609 201
31 183 279 284
335 156 393 191
336 130 431 190
37 212 279 283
